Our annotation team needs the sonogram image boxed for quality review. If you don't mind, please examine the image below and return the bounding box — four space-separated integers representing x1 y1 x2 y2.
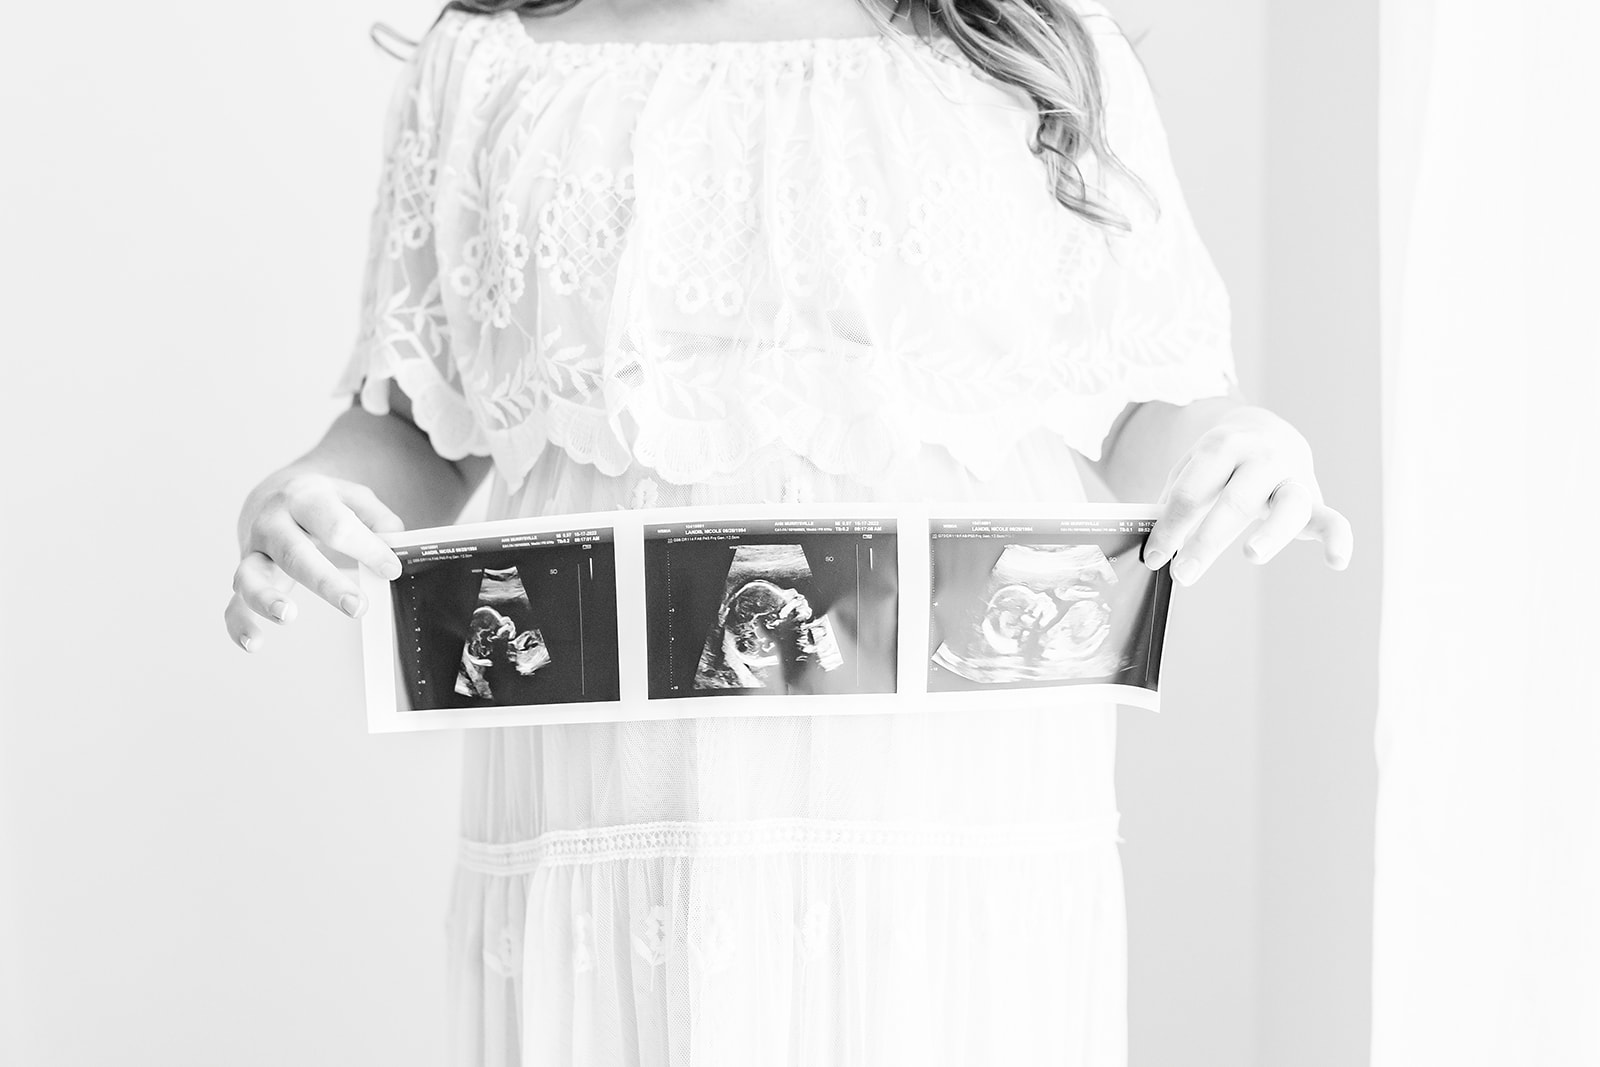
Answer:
931 542 1144 687
390 532 619 711
454 566 551 700
694 544 844 691
644 522 897 700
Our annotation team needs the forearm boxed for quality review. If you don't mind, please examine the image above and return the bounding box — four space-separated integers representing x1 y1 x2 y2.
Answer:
272 399 489 531
1093 388 1252 503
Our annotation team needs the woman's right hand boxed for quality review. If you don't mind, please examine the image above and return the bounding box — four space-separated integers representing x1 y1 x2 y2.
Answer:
223 470 405 653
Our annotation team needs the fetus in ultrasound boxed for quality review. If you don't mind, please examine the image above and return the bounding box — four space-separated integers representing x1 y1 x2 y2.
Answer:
933 543 1120 684
694 546 843 691
454 567 551 700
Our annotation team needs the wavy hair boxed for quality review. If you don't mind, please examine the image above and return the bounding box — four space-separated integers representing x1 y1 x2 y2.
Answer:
377 0 1153 231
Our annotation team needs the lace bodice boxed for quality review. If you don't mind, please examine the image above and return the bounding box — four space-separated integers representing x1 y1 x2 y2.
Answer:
338 3 1237 494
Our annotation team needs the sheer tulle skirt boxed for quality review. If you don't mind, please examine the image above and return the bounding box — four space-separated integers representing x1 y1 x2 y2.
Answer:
446 710 1126 1067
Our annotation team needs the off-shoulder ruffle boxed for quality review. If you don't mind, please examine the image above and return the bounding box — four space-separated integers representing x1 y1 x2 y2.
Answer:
339 2 1237 494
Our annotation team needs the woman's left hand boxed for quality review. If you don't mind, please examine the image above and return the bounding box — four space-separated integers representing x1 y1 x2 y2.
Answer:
1142 405 1353 585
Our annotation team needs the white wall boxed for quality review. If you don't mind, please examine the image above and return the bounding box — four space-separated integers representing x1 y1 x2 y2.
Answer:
1109 7 1381 1065
1103 2 1267 1064
1 3 458 1064
0 2 1374 1065
1259 5 1381 1065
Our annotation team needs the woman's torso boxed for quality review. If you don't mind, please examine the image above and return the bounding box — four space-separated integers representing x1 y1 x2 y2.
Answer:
399 1 1131 844
413 15 1147 1060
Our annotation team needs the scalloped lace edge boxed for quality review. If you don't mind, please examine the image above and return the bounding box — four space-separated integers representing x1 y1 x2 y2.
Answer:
338 344 1236 494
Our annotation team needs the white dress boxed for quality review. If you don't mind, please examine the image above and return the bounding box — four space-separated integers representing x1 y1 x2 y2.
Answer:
338 6 1237 1065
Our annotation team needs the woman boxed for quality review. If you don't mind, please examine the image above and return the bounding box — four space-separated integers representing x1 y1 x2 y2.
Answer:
224 0 1351 1062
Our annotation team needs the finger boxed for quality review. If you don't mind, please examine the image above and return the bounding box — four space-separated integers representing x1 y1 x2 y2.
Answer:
337 482 406 536
1170 462 1281 585
1153 452 1190 511
231 550 300 625
1145 441 1245 569
289 492 402 580
1302 503 1354 569
257 514 368 617
1241 480 1317 565
224 592 267 652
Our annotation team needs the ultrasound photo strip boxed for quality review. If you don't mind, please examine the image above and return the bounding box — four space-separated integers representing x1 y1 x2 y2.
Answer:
359 503 1174 732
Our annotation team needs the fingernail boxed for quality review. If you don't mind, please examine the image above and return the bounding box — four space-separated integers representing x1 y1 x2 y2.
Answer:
1243 540 1262 562
1171 558 1198 586
271 600 294 622
240 635 255 653
1145 549 1169 570
383 560 403 581
341 594 364 618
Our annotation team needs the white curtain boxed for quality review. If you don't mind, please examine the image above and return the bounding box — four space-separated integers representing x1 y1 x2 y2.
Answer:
1374 2 1600 1064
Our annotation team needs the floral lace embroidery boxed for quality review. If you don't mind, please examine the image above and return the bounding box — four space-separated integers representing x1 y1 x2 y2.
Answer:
484 923 519 979
511 28 960 82
533 163 635 305
796 901 829 963
688 906 740 980
628 476 661 509
780 472 808 504
572 910 596 976
381 125 440 259
450 195 531 329
633 903 669 989
343 6 1238 492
